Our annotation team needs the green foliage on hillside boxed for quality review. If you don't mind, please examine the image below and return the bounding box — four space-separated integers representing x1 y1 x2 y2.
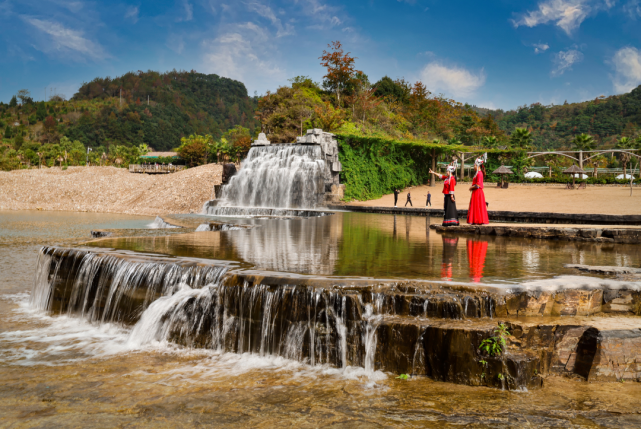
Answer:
488 85 641 150
0 71 259 170
69 70 259 150
337 134 468 201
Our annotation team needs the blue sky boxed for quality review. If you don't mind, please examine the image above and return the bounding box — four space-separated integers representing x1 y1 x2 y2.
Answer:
1 0 640 110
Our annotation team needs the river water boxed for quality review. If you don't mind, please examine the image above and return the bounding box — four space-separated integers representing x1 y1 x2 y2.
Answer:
2 210 641 428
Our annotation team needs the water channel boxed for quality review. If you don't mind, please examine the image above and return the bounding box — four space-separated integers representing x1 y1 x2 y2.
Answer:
2 210 641 427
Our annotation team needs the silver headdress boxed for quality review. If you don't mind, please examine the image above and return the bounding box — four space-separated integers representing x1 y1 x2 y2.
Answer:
475 153 487 166
446 161 458 173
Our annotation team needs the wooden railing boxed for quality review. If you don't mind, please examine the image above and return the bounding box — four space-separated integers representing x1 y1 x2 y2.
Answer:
129 164 186 174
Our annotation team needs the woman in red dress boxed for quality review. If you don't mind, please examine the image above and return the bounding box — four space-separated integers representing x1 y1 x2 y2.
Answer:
467 156 489 225
429 162 459 227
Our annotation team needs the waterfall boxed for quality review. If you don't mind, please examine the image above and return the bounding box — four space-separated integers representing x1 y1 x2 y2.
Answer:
32 247 545 390
216 145 326 210
148 216 181 229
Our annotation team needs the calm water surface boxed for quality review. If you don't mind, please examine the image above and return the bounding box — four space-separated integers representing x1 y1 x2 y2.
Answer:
89 212 641 284
2 210 641 428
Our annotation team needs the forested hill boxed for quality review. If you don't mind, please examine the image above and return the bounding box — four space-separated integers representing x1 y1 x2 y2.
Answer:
485 85 641 150
66 70 259 151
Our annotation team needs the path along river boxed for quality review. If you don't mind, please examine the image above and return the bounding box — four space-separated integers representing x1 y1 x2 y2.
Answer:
1 210 641 428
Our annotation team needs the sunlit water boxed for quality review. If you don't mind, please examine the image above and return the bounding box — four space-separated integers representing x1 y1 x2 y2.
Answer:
89 212 641 284
2 210 641 427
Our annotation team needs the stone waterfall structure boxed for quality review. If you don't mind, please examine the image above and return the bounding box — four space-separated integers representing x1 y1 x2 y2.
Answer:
33 245 641 390
204 129 344 215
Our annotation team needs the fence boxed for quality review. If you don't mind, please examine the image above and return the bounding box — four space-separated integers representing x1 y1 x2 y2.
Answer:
129 164 186 174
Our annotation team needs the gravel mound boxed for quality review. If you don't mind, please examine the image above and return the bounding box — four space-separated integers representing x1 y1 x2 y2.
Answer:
0 165 222 216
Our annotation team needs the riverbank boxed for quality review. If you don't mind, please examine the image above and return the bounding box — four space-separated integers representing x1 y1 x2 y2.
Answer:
0 165 222 216
347 183 641 216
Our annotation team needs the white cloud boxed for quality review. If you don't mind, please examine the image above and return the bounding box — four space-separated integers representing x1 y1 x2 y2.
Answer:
478 101 497 110
181 0 193 21
512 0 612 35
611 47 641 93
247 2 294 37
623 0 641 18
23 17 109 61
125 6 139 23
551 48 583 76
533 42 550 54
419 62 486 98
201 22 284 90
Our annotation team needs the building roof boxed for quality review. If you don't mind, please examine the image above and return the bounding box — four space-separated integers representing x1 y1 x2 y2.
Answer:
141 152 179 158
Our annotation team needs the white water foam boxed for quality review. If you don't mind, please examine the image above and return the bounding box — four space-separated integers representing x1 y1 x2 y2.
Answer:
0 292 387 384
518 275 641 292
148 216 180 229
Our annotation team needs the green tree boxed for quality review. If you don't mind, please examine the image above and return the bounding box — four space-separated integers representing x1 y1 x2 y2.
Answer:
373 76 410 104
16 89 32 105
509 128 532 149
9 96 17 108
482 136 499 148
572 133 595 151
222 126 251 160
177 134 211 167
36 102 47 121
616 137 633 178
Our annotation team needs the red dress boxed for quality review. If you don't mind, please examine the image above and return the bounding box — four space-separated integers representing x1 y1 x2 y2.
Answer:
467 171 489 225
467 239 488 282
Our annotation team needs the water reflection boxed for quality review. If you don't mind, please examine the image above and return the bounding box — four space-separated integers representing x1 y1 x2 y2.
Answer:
441 236 458 281
88 212 641 284
467 239 488 283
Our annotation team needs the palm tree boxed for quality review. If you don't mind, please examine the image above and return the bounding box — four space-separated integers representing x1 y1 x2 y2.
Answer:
572 133 595 151
509 128 532 149
616 137 632 178
482 136 499 149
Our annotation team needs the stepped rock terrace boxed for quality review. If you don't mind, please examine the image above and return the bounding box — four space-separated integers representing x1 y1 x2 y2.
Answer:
33 242 641 391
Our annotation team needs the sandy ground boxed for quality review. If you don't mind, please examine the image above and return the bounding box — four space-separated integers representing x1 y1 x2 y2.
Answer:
0 165 222 216
349 183 641 216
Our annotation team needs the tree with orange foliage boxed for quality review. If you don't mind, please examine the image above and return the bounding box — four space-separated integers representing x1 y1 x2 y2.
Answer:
319 41 360 106
314 101 346 131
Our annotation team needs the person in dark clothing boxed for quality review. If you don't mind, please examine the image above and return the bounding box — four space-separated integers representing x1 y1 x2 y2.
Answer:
425 191 431 207
405 192 413 207
393 189 400 207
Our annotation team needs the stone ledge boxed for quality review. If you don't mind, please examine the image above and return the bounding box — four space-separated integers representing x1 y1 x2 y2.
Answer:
429 224 641 243
329 204 641 225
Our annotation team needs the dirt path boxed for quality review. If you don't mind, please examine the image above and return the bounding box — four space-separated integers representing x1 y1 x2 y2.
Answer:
0 165 222 216
349 183 641 215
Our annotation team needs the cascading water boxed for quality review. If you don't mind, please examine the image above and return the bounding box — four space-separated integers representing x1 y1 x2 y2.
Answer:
208 145 326 214
30 246 542 390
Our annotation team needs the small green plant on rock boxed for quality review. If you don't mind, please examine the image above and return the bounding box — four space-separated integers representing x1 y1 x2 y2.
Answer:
479 323 510 357
396 374 410 380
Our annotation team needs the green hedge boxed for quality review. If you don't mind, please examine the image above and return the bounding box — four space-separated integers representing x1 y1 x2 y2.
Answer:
336 134 467 201
336 134 533 201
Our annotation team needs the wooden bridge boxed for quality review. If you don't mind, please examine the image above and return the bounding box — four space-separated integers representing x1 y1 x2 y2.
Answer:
129 164 186 174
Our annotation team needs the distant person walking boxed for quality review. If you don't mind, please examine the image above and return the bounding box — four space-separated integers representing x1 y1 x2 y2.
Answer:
405 192 413 207
429 162 460 227
467 156 490 225
393 189 400 207
425 191 431 207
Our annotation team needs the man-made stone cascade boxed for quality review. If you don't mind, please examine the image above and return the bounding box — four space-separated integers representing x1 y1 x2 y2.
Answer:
33 247 641 390
202 201 333 218
216 144 326 209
